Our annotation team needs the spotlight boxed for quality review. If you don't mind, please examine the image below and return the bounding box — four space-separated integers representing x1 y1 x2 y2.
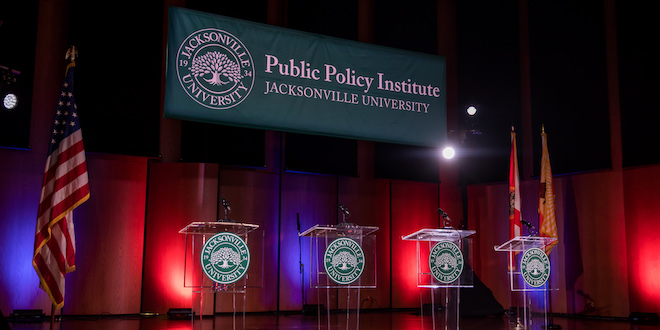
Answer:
1 65 21 110
460 103 482 140
3 92 17 110
442 146 456 160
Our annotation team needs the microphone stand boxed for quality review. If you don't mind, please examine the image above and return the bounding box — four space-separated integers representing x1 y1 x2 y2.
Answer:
297 213 306 311
521 219 538 237
337 204 356 231
214 198 233 293
437 208 453 229
220 198 234 222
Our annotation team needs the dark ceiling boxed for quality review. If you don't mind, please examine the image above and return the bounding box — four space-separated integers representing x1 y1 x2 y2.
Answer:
1 0 657 184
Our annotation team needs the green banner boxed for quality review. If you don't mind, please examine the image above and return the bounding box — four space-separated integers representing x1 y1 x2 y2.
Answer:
165 7 446 147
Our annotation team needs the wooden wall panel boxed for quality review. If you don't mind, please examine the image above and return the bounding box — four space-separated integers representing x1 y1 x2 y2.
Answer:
571 171 629 317
215 169 280 312
467 183 510 309
141 162 218 314
337 177 391 309
390 180 439 308
468 178 570 315
546 177 567 314
0 149 52 314
438 185 463 228
469 170 632 318
65 154 148 315
279 173 338 311
623 165 660 314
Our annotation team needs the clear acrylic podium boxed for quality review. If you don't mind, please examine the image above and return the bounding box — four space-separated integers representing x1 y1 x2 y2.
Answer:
299 223 378 330
494 236 557 329
179 221 263 324
402 228 476 330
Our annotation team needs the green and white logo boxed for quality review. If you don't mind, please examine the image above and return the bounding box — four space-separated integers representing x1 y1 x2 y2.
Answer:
200 232 250 284
323 237 365 285
520 247 550 287
176 28 255 110
429 240 464 284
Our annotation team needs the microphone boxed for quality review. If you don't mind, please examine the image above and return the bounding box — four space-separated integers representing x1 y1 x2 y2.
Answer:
221 198 231 215
338 204 350 216
437 208 452 228
520 219 538 236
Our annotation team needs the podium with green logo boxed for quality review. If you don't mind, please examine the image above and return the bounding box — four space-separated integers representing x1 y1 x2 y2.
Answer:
179 221 263 323
402 228 476 330
299 223 378 329
494 236 557 329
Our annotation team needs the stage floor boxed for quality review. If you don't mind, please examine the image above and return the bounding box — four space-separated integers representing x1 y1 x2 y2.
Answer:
6 310 659 330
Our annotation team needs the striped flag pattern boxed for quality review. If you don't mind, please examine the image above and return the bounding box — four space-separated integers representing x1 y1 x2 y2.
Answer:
508 127 522 270
539 125 558 253
33 62 90 308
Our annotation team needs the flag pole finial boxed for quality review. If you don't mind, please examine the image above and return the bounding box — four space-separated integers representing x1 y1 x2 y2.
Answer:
65 46 78 62
65 46 77 74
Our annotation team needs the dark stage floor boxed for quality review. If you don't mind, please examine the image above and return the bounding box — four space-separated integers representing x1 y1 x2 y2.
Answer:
5 311 660 330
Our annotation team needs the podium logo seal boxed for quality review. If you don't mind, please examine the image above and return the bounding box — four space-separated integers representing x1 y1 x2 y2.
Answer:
520 247 550 287
324 237 365 285
429 240 464 284
200 232 250 284
176 28 255 110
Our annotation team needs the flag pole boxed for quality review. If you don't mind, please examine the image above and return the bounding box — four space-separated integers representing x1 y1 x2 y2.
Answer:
540 124 560 329
47 46 77 330
50 304 55 330
545 264 560 329
509 126 524 328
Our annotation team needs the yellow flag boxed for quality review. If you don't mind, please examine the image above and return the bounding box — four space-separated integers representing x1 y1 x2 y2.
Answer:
539 125 558 253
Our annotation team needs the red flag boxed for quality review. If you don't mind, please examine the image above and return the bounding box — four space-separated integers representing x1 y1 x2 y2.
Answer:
508 127 522 270
33 61 90 308
509 127 522 239
539 125 558 253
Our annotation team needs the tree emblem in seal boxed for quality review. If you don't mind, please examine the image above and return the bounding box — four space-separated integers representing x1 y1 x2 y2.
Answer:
520 247 550 287
429 240 464 284
323 237 365 285
200 232 250 284
176 28 255 110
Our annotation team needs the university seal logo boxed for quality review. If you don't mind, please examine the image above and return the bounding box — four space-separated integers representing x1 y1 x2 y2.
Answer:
200 232 250 284
323 237 365 285
429 240 464 284
520 247 550 287
176 28 254 110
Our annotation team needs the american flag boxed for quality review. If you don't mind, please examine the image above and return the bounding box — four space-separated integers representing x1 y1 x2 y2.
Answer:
539 125 558 253
32 62 90 308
